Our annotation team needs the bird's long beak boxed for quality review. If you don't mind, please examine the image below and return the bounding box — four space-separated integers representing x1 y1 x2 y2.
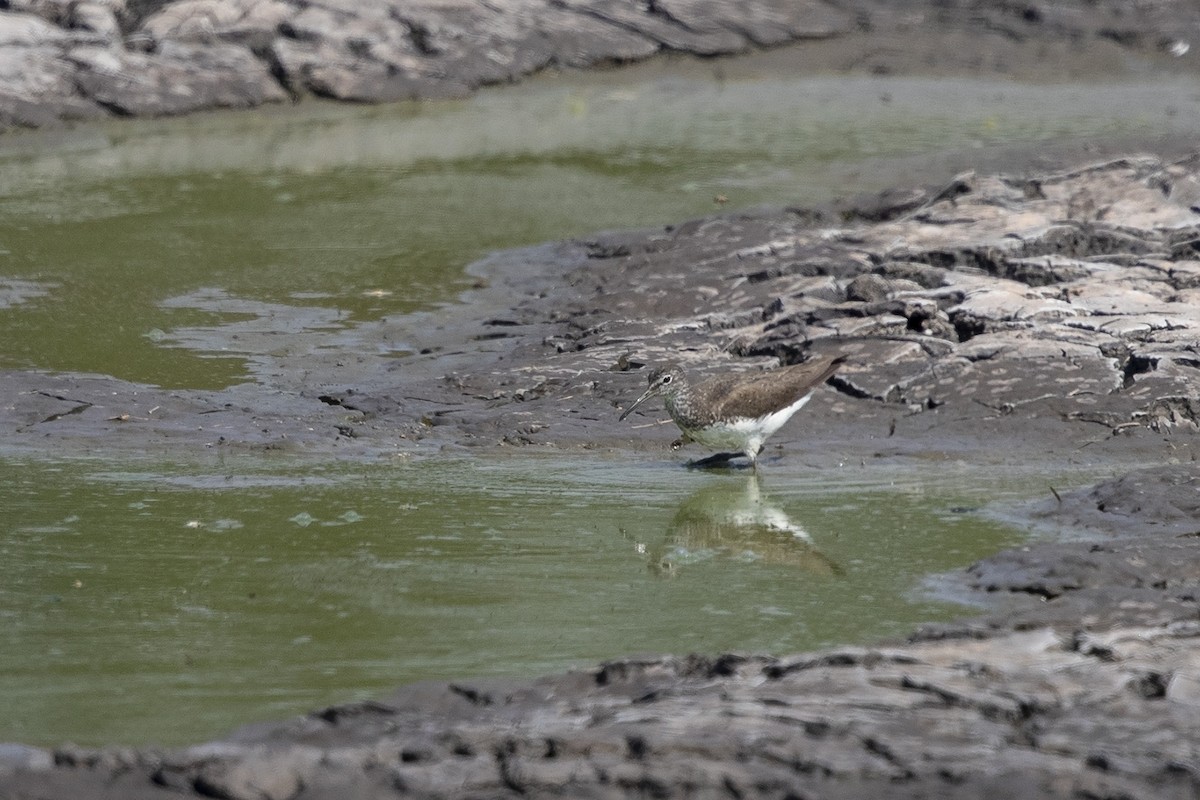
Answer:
619 386 659 422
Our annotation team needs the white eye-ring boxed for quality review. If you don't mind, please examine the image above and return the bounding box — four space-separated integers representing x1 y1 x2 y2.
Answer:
661 375 672 384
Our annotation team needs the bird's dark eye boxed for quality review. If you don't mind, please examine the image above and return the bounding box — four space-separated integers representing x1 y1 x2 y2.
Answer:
661 375 672 384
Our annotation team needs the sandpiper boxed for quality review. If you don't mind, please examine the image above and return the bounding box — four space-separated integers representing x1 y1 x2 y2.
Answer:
619 355 845 468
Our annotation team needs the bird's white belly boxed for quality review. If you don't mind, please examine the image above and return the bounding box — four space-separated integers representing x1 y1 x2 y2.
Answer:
687 420 758 452
685 394 813 455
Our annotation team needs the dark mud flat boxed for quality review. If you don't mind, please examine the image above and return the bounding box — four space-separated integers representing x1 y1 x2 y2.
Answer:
5 150 1200 796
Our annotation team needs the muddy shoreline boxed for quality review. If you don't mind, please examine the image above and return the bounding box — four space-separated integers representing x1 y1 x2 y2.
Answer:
4 1 1200 797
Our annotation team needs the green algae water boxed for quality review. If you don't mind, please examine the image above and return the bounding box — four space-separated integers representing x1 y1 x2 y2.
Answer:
1 59 1198 747
1 455 1027 747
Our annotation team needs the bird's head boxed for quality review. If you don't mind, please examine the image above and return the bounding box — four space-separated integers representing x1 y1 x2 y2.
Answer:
619 364 685 421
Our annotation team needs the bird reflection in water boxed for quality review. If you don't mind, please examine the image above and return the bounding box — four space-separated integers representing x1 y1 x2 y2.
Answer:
645 475 842 577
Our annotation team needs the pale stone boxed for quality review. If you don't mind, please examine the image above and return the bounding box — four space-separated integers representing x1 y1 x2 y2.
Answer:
139 0 293 42
0 10 70 45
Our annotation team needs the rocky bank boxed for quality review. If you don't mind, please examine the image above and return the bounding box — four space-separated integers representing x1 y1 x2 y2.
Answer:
1 0 1199 131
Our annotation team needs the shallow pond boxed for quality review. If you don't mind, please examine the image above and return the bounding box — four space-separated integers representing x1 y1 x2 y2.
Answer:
0 56 1196 746
2 454 1032 747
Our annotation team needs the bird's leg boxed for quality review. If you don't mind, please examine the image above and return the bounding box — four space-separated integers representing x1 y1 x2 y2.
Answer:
747 443 764 472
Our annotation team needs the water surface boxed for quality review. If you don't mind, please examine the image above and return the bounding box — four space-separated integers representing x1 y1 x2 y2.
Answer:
1 454 1028 747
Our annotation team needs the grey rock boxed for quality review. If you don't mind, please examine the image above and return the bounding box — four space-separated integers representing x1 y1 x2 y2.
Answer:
67 40 287 116
0 46 104 128
138 0 292 43
1027 463 1200 537
845 273 894 302
557 0 746 56
2 0 1200 129
657 0 854 46
0 9 72 44
70 3 123 38
0 744 53 773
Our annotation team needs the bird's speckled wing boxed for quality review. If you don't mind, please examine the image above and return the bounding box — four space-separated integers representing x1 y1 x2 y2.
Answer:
700 356 844 423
